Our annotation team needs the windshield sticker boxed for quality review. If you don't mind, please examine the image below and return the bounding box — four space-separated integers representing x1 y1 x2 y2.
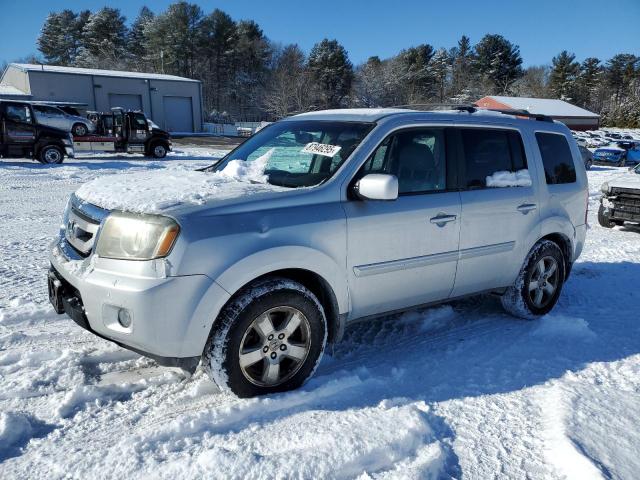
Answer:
301 142 342 157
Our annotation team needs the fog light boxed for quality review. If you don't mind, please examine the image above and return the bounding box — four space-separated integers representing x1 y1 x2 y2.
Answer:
117 308 132 328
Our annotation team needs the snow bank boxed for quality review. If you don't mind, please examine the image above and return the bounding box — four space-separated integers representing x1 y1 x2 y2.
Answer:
75 149 285 213
486 169 532 188
0 412 33 450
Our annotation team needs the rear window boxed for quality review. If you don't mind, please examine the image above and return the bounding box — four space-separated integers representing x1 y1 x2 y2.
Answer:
536 132 576 184
460 128 527 188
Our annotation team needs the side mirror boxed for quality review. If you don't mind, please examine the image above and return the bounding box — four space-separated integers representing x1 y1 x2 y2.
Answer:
354 174 398 201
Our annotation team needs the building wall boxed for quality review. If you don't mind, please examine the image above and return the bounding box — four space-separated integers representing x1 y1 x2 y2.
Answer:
0 66 31 94
18 70 202 132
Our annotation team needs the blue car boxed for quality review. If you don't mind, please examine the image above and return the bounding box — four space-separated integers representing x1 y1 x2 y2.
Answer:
593 141 640 167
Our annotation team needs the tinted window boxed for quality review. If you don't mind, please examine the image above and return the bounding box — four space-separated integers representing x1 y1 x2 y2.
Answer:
362 129 446 194
536 132 576 184
460 129 527 188
133 113 148 129
5 104 32 123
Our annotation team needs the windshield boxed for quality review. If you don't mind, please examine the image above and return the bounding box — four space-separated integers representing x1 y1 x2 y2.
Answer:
210 120 374 188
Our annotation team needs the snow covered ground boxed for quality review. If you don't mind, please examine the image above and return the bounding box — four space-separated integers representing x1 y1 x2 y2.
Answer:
1 149 639 479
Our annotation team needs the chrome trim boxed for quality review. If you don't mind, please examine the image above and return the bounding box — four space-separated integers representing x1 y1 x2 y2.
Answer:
353 241 515 277
64 194 110 255
458 241 516 260
354 250 459 277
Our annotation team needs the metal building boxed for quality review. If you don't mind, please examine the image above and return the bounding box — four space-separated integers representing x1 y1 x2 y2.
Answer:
0 63 203 133
475 96 600 131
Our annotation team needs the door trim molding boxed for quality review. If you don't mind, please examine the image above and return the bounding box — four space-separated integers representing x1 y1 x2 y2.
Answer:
353 241 515 278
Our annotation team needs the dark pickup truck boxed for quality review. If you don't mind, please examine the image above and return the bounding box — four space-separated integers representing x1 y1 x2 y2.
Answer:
0 100 74 164
74 108 172 158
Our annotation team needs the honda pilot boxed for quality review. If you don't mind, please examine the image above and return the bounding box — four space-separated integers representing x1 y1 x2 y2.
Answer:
48 107 588 397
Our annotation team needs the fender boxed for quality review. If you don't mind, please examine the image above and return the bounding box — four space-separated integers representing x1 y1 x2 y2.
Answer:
179 245 350 357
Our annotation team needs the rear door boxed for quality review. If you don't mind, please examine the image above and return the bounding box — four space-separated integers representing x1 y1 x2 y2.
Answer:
451 127 540 297
344 127 461 319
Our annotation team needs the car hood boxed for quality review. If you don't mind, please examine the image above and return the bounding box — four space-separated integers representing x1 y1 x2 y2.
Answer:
595 147 625 154
73 164 293 215
606 171 640 190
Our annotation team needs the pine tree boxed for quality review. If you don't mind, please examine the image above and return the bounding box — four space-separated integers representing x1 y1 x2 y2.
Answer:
127 6 154 68
37 10 83 65
474 34 523 94
450 35 476 101
397 44 435 103
576 57 603 110
548 51 580 100
307 39 354 109
76 7 128 68
430 48 450 103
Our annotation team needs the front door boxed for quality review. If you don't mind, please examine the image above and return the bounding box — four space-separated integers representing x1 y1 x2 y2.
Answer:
2 103 36 154
128 113 151 144
344 128 461 319
451 127 541 297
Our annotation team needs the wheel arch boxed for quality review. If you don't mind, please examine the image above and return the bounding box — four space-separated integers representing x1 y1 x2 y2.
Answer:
535 230 573 279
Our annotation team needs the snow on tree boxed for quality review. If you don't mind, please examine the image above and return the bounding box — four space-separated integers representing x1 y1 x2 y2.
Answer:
474 34 523 95
548 51 580 101
307 39 354 109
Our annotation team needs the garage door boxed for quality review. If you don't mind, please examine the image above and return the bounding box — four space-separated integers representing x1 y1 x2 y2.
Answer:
108 93 143 111
163 96 193 133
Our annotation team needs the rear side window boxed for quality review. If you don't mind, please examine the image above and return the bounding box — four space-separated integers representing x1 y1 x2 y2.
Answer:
459 129 527 188
535 132 576 184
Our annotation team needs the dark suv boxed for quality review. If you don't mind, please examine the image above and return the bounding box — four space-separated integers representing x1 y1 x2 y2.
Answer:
0 100 74 164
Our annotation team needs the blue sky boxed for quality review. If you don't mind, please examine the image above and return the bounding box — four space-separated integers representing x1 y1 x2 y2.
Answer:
1 0 638 66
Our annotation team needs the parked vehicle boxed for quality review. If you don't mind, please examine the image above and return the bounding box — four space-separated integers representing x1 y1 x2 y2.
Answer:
32 103 95 137
73 108 172 158
579 145 594 169
593 141 640 167
49 107 588 397
599 164 640 227
0 100 74 164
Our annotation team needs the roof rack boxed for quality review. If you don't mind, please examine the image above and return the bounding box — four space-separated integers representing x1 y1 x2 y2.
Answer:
483 108 554 123
392 103 477 113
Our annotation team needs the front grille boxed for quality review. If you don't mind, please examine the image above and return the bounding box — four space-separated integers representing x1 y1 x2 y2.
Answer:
610 187 640 220
64 196 109 256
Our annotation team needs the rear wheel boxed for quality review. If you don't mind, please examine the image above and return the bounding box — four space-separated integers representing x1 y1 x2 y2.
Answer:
585 159 593 170
501 240 565 319
203 278 327 398
38 145 64 164
72 123 88 137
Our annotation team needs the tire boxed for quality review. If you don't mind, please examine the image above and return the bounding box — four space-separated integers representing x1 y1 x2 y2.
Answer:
149 142 168 159
585 160 593 170
618 156 626 167
203 278 327 398
598 204 615 228
72 123 88 137
39 145 64 164
501 240 566 319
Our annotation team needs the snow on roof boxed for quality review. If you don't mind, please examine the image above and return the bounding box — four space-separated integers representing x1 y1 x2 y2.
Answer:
0 84 29 96
10 63 199 83
485 96 599 118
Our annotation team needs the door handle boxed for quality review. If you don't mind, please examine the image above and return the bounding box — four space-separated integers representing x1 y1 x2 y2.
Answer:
517 203 537 214
430 213 457 225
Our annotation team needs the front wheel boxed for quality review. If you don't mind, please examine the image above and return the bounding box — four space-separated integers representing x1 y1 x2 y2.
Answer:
598 204 615 228
38 145 64 164
203 278 327 398
501 240 565 319
148 143 168 159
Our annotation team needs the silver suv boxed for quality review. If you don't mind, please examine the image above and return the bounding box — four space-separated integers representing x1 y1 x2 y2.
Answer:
32 104 95 137
49 108 588 397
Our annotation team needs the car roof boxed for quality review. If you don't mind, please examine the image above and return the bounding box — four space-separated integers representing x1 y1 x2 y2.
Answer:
285 107 566 131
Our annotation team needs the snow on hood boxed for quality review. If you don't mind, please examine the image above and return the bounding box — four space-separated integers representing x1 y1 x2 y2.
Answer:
606 168 640 190
74 149 287 214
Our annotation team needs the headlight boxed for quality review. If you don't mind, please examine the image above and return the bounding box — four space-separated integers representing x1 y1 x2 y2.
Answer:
95 212 180 260
601 182 610 194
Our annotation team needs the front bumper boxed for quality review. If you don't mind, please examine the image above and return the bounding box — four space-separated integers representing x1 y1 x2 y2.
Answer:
49 239 230 366
602 190 640 223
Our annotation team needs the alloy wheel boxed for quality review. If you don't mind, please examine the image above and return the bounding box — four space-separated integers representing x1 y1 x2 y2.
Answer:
238 306 311 387
528 256 560 308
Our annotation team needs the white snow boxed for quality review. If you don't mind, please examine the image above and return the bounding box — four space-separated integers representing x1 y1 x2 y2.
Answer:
1 147 640 478
74 148 284 213
482 96 600 118
486 168 532 187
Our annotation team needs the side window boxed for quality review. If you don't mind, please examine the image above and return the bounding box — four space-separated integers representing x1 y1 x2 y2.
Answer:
5 105 32 124
535 132 576 184
361 129 446 194
133 113 148 129
460 128 528 188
